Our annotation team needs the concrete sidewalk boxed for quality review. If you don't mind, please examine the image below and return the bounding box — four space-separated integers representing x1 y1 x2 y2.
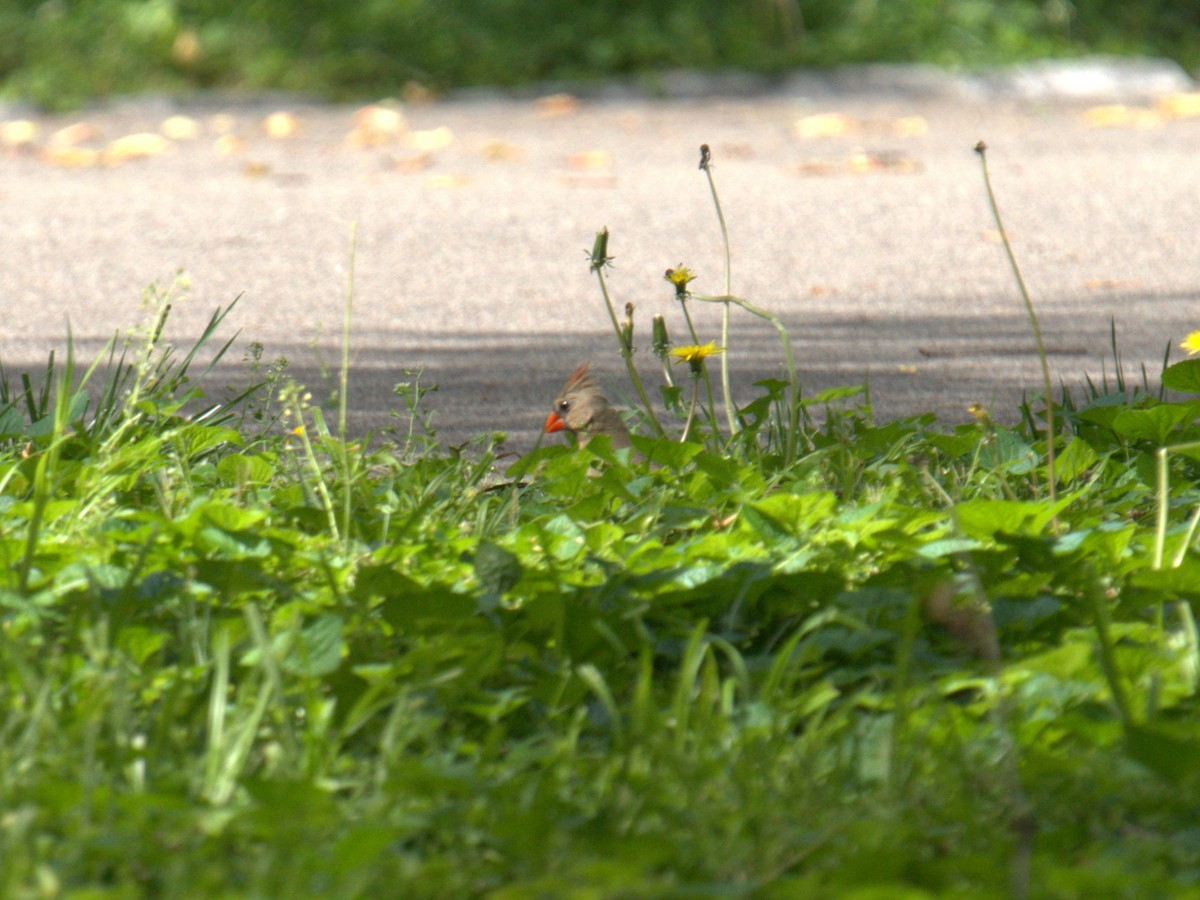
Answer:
2 59 1199 449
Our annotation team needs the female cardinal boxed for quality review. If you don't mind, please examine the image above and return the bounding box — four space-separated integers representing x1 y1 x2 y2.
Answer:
544 363 632 450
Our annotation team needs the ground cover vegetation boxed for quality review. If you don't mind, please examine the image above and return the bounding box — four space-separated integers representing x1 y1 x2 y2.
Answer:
4 142 1200 898
2 0 1200 109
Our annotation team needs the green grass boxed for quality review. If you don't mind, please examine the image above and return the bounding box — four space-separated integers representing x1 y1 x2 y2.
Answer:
5 147 1200 898
1 0 1197 110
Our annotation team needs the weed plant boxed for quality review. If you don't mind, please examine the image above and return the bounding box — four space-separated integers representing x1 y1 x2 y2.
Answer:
2 147 1200 898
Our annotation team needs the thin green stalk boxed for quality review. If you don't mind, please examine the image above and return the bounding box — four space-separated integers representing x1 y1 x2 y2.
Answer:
699 144 738 436
658 354 675 389
975 142 1057 509
287 391 340 541
889 589 924 792
1152 441 1200 649
1172 502 1200 568
1154 446 1170 570
18 339 75 594
675 298 719 423
1151 441 1200 571
339 223 355 442
594 263 665 437
692 292 799 460
338 223 357 543
681 375 698 442
1084 566 1133 724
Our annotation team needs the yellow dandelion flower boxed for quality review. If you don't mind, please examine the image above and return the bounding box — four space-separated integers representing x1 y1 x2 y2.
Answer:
667 340 720 367
664 264 697 296
967 402 992 425
1182 330 1200 356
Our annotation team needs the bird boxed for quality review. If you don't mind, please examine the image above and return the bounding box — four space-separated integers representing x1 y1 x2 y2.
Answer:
544 363 632 450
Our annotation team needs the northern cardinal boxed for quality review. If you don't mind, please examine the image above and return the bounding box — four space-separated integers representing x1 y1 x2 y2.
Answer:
544 363 631 450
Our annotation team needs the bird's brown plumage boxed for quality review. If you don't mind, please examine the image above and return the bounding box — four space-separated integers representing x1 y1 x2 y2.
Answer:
544 363 631 450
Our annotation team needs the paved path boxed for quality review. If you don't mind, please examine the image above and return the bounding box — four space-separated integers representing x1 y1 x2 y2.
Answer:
3 61 1200 451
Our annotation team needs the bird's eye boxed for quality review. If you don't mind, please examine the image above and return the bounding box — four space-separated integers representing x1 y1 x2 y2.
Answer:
557 400 570 413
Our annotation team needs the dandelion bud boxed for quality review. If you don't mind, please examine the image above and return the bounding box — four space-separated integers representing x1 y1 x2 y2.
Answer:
621 302 635 352
652 314 670 356
588 226 613 271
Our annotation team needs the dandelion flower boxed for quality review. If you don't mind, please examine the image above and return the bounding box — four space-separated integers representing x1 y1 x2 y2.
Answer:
671 342 724 374
664 264 697 297
1182 330 1200 356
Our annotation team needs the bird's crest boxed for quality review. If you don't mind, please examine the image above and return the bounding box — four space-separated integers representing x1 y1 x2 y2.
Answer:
562 362 595 395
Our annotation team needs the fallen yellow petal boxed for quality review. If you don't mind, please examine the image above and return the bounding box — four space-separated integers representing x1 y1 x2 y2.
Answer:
568 149 612 170
409 126 454 152
214 134 245 156
48 122 99 148
794 113 857 139
425 173 472 188
1083 104 1161 129
161 115 201 141
482 138 522 160
1 120 38 148
535 93 578 118
43 146 101 168
264 111 299 139
890 115 928 137
104 133 172 165
390 152 432 173
346 104 408 147
1156 92 1200 119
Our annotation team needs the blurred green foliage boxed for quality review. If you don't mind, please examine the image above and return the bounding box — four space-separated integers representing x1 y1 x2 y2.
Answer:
1 0 1197 108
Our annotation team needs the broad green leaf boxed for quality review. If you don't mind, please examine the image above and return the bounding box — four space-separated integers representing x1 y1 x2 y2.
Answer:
217 452 275 486
747 491 838 539
330 825 398 873
474 541 522 611
176 424 242 458
1162 358 1200 392
978 428 1036 473
504 444 572 480
198 501 267 533
955 490 1078 539
1129 558 1200 595
366 574 476 628
1007 639 1092 681
927 430 981 458
631 434 691 468
285 613 343 676
1055 436 1099 484
0 405 25 437
1124 723 1200 785
916 538 981 559
1111 404 1199 444
116 626 169 665
954 499 1041 538
804 384 866 406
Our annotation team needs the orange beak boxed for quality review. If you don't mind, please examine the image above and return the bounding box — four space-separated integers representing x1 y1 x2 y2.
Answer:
544 411 566 433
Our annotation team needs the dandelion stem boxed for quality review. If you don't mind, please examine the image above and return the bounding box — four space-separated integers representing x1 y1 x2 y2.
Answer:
700 149 739 436
682 375 698 442
596 265 666 437
975 142 1057 510
692 292 800 461
676 297 719 437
